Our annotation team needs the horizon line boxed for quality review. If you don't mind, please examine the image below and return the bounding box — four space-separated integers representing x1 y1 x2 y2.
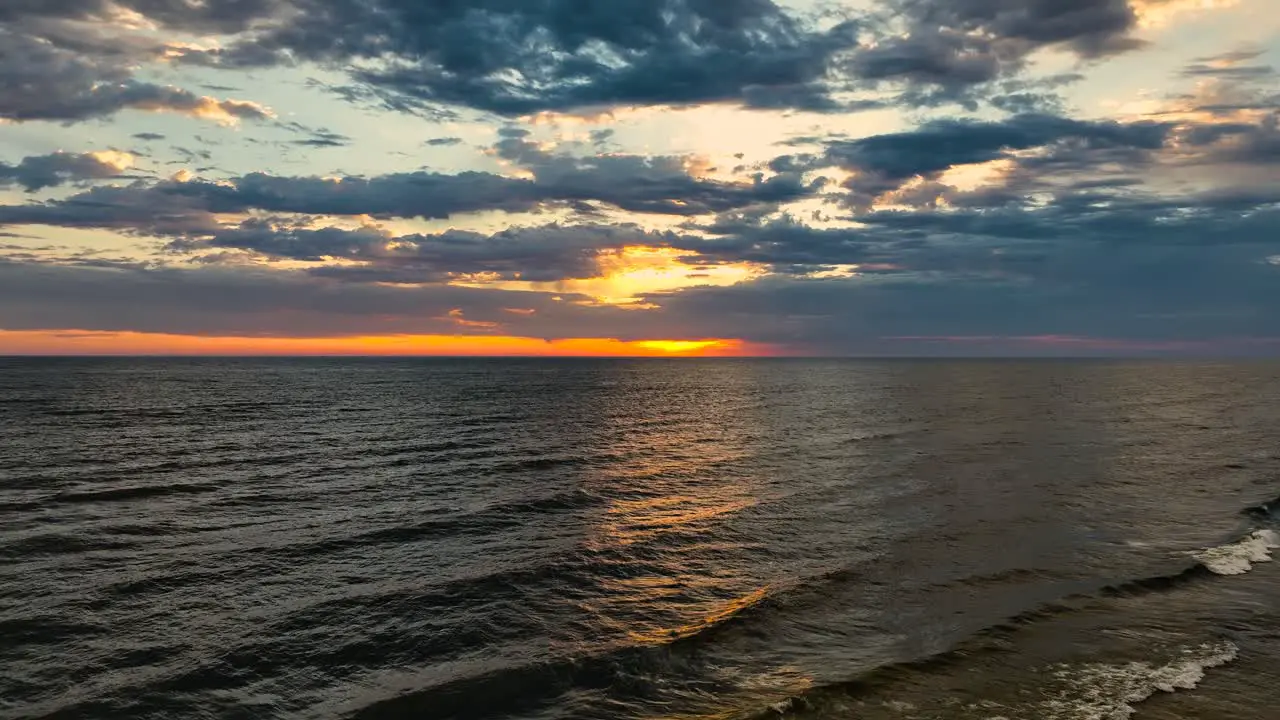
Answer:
3 354 1277 360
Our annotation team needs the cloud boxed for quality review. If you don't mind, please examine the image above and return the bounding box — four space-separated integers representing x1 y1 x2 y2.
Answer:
842 0 1236 106
177 220 676 284
0 1 288 33
0 143 816 231
0 151 135 192
1 0 1247 121
785 113 1173 208
4 176 1280 353
1123 63 1280 172
159 0 864 114
1182 50 1275 81
651 234 1280 353
290 130 352 148
0 21 272 124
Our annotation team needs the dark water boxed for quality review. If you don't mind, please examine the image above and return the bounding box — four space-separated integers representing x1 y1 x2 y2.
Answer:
3 359 1280 720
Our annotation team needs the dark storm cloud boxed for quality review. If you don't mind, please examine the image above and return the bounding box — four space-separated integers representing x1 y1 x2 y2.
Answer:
0 152 131 192
0 0 1169 117
161 0 863 114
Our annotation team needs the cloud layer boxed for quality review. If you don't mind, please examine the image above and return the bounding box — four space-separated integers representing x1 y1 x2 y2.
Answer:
0 0 1277 354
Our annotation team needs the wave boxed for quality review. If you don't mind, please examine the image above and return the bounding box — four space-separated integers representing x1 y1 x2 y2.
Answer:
0 532 136 559
50 483 220 505
487 455 593 473
1193 529 1278 576
1243 493 1280 519
275 487 603 559
1037 640 1239 720
32 488 1280 720
348 504 1280 720
0 617 108 647
747 508 1279 719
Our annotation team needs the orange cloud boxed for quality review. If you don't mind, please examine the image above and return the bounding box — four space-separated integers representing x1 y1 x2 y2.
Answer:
0 330 781 357
440 308 501 330
1131 0 1239 28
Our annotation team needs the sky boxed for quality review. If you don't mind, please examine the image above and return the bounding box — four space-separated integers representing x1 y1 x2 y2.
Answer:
0 0 1278 357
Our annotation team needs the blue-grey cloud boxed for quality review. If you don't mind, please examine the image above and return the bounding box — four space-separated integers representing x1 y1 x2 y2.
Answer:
159 0 862 115
778 113 1174 208
4 171 1280 352
176 220 681 283
0 152 132 192
0 144 815 231
844 0 1150 107
0 0 1176 117
0 25 272 123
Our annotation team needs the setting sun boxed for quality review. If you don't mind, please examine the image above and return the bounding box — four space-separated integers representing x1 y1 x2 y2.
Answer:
0 330 776 357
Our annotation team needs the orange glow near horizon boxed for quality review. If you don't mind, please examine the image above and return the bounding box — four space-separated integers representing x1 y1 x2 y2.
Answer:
0 330 783 357
452 245 765 306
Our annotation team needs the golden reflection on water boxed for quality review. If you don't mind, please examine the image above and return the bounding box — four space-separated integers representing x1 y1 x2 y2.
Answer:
560 363 819 717
598 494 760 546
642 665 817 720
623 586 772 644
567 364 779 647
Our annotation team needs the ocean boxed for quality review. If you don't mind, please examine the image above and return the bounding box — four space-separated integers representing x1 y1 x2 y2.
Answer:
2 358 1279 719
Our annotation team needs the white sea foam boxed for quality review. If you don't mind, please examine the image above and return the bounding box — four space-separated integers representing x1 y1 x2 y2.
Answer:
1194 529 1279 575
1037 640 1239 720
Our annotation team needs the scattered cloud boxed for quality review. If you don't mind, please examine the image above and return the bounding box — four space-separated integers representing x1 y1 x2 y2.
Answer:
0 151 136 192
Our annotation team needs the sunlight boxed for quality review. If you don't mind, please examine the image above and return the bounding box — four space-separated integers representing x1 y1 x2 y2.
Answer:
1133 0 1239 28
452 245 766 306
0 330 776 357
